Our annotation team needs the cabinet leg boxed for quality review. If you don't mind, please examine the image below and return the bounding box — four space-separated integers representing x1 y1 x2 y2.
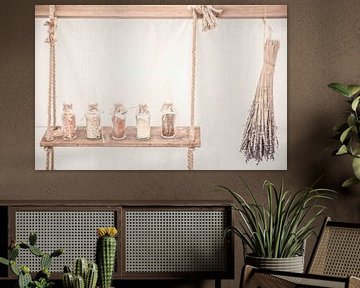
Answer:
215 278 221 288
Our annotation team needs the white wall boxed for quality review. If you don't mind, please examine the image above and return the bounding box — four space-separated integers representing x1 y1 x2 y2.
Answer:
35 17 287 170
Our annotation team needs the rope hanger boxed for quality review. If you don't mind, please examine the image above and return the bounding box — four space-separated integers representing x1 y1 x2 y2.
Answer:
42 5 222 170
44 5 57 170
187 5 222 170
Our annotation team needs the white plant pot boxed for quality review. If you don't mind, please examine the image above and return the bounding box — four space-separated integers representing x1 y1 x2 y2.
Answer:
245 254 305 273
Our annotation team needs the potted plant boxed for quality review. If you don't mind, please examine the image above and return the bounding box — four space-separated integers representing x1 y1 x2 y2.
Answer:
62 258 98 288
328 83 360 187
219 179 334 273
0 232 63 288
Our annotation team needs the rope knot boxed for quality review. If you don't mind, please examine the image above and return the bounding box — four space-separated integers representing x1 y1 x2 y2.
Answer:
192 5 223 31
44 5 57 44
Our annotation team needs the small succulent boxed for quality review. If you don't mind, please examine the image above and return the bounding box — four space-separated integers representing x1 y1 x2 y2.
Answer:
33 278 54 288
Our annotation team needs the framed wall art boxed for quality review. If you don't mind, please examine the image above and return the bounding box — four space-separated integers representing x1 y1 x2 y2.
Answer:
35 5 287 170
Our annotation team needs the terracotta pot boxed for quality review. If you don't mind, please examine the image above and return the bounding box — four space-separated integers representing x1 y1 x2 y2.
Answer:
245 254 305 273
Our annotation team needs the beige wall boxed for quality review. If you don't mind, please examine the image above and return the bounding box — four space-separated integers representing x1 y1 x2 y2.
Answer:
0 1 359 287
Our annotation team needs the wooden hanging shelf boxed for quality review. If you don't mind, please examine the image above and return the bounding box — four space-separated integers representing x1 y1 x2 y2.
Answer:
40 126 201 148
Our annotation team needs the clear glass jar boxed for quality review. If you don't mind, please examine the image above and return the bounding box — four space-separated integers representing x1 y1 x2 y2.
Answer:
62 103 77 140
85 103 101 140
161 103 176 138
136 104 151 140
111 103 127 140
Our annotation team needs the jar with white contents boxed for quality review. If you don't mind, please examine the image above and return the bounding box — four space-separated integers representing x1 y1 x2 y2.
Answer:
136 104 151 140
85 103 101 140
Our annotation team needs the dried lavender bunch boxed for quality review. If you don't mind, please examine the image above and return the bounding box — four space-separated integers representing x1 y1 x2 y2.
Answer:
240 39 280 163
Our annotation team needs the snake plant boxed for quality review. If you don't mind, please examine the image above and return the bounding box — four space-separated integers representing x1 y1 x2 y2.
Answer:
220 178 335 258
328 83 360 187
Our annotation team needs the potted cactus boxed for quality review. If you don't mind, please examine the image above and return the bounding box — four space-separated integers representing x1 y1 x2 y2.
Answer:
0 232 63 288
62 258 98 288
96 227 118 288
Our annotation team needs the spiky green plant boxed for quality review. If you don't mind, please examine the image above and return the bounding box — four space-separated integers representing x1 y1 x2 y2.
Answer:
63 260 98 288
0 232 63 288
220 178 335 258
328 83 360 187
96 227 118 288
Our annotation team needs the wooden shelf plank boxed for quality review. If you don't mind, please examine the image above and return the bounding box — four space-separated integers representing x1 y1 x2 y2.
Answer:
35 5 287 19
40 126 201 148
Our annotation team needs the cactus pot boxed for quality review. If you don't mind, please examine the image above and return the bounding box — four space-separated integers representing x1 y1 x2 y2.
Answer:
245 254 305 273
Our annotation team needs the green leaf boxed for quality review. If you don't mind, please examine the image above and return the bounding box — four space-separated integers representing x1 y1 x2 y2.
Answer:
347 85 360 97
50 248 63 257
10 261 20 276
328 83 351 97
352 157 360 179
336 145 348 155
29 232 37 246
8 247 19 261
347 114 356 128
340 126 353 143
349 135 360 157
19 243 29 249
0 257 9 266
351 96 360 111
29 246 44 257
342 177 360 188
40 254 51 270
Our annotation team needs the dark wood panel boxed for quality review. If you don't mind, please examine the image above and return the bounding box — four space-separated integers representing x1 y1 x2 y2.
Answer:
0 207 8 278
3 203 233 280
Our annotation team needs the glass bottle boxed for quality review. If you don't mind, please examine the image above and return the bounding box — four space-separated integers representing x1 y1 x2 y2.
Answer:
161 103 177 138
136 104 151 140
85 103 101 140
62 103 77 140
111 103 127 140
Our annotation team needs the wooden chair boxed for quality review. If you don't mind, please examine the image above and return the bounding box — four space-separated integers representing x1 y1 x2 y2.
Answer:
241 217 360 288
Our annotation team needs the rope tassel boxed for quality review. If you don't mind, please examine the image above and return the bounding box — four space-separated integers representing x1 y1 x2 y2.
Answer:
240 39 280 163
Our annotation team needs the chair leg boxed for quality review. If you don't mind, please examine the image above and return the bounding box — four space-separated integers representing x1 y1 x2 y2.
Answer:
240 265 255 288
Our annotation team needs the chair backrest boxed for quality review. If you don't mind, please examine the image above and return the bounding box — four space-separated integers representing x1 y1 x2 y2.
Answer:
307 217 360 278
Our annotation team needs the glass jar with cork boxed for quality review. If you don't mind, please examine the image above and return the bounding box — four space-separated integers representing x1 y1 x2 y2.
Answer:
62 103 77 140
161 102 177 138
136 104 151 140
111 103 127 140
85 103 101 140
